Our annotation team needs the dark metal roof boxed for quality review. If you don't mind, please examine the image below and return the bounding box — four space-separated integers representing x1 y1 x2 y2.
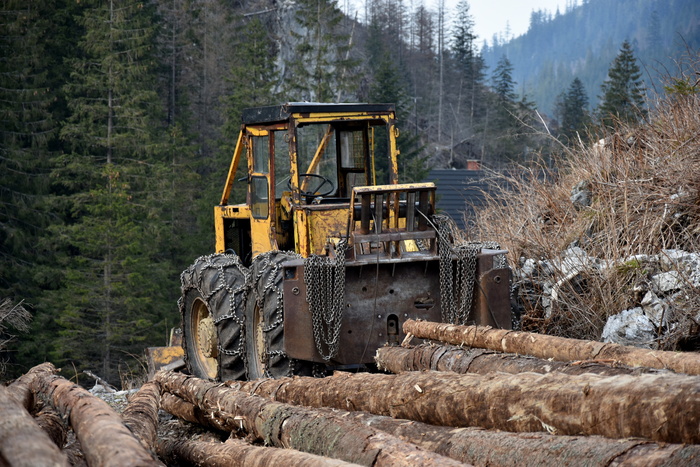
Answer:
424 169 495 230
241 102 396 125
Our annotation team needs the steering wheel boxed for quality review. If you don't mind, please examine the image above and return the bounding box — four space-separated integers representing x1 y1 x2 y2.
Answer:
289 173 335 201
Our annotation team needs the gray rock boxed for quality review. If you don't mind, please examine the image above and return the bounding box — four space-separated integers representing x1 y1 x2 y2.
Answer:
652 270 684 293
570 180 592 209
601 308 656 348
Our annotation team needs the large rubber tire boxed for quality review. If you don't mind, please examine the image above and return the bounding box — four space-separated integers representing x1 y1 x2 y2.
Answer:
245 251 313 379
180 253 249 381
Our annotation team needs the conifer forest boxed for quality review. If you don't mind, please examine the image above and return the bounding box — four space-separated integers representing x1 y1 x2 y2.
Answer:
1 0 698 383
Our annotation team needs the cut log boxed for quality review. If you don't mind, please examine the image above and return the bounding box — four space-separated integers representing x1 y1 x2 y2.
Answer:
403 319 700 375
122 381 161 451
375 343 666 377
157 420 359 467
34 404 68 448
231 370 700 444
0 384 69 467
155 370 467 467
322 409 700 467
30 363 164 467
160 392 221 428
6 362 58 411
64 436 88 467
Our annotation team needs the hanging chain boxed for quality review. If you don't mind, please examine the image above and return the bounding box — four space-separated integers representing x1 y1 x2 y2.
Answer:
433 214 504 325
304 240 348 361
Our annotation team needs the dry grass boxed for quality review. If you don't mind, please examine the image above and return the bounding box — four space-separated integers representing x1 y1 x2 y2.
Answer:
467 53 700 346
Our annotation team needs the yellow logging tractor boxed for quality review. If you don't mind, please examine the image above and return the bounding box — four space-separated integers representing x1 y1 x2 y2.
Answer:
176 103 511 381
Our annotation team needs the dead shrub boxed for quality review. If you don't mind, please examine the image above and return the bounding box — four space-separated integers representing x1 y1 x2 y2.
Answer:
468 52 700 345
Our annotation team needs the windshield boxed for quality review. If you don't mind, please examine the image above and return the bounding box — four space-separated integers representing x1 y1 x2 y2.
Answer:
296 124 339 196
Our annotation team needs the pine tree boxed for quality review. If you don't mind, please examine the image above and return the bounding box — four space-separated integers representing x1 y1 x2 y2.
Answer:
48 0 174 383
597 40 646 127
0 0 57 299
216 16 278 207
490 54 519 135
555 77 591 144
283 0 358 102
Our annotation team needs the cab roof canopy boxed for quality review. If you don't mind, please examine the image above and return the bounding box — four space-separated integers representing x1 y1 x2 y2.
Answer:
241 102 396 125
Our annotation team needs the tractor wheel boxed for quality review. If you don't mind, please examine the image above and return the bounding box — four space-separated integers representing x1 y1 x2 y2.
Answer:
245 251 313 379
180 253 249 381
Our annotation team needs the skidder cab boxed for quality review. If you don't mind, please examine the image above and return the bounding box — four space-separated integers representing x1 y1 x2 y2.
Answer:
179 103 512 381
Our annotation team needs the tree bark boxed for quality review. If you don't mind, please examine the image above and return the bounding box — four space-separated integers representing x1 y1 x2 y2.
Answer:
403 319 700 375
122 381 161 451
155 370 467 467
156 420 359 467
231 370 700 444
0 384 69 467
375 343 665 377
160 392 220 428
31 363 164 467
315 409 700 467
6 362 57 411
34 405 68 448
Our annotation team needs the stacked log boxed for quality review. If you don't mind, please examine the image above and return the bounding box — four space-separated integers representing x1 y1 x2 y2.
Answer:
2 319 699 466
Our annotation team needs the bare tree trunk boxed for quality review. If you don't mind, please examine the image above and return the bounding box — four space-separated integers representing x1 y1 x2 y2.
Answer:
375 343 665 377
157 420 359 467
122 381 161 451
314 409 700 467
232 370 700 444
6 362 57 411
0 385 69 467
155 371 466 467
31 363 164 467
403 319 700 375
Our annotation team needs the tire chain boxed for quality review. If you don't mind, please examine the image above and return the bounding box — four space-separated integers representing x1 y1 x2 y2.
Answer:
304 240 349 361
179 253 250 369
433 214 505 325
249 250 302 377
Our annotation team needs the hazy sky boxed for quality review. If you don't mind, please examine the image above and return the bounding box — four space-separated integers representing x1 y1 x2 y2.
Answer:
466 0 564 44
342 0 566 46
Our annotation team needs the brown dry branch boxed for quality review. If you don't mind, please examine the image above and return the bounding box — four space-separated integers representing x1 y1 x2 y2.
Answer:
157 420 359 467
319 408 700 467
232 369 700 443
30 362 164 467
0 384 69 467
122 381 162 452
155 370 467 467
375 343 668 377
403 319 700 375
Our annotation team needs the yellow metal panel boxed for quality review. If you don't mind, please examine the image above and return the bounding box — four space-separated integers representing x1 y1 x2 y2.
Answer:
214 205 250 253
220 128 245 205
307 208 348 255
294 208 310 257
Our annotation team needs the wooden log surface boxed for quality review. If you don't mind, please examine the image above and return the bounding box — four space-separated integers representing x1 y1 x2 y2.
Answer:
156 420 360 467
34 404 68 448
155 370 468 467
323 409 700 467
122 381 161 451
231 370 700 444
5 362 57 411
0 384 70 467
375 343 667 377
31 363 164 467
403 319 700 375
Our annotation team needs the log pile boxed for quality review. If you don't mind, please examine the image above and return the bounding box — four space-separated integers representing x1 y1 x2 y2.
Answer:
1 319 699 466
